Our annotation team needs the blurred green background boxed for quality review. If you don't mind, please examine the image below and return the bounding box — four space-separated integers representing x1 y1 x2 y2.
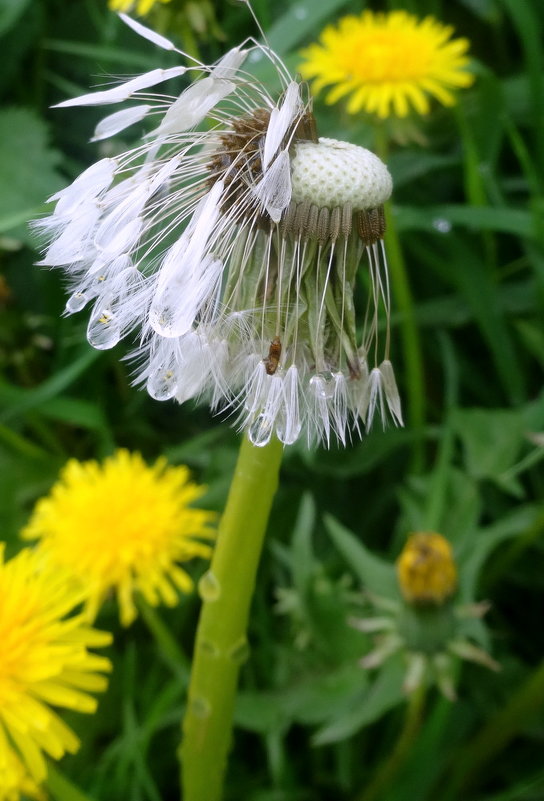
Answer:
1 0 544 799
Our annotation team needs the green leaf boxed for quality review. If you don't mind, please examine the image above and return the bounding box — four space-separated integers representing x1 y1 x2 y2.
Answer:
324 514 400 598
312 656 406 744
457 505 540 601
267 0 349 55
0 0 32 35
396 204 537 239
453 408 526 495
0 108 64 245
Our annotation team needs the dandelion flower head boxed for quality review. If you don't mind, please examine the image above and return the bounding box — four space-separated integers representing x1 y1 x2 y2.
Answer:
0 546 111 787
36 13 401 447
23 450 215 626
353 532 498 700
396 532 458 605
109 0 172 16
299 10 474 118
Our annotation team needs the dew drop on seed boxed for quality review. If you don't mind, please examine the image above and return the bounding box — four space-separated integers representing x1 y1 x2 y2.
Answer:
191 696 211 719
248 414 274 447
228 638 250 665
147 366 177 401
87 309 121 349
198 570 221 602
66 291 90 313
432 218 452 234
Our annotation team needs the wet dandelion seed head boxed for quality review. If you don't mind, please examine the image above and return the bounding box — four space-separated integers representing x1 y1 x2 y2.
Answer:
35 13 402 447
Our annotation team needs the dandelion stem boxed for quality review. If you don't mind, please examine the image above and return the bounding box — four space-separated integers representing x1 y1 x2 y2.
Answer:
374 127 426 472
46 763 97 801
180 434 283 801
136 596 191 683
383 203 425 470
356 685 426 801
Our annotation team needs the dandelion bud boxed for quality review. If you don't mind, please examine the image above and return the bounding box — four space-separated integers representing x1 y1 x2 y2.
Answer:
396 532 458 605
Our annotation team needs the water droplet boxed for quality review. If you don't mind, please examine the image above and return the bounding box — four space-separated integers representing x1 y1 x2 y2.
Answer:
293 5 308 19
310 373 335 399
87 308 121 349
191 696 211 719
199 639 220 658
228 638 250 665
432 218 452 234
66 291 90 313
147 366 178 401
248 414 273 447
198 570 221 602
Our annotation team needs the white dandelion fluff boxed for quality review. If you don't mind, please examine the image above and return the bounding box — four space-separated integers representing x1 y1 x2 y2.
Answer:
35 12 402 447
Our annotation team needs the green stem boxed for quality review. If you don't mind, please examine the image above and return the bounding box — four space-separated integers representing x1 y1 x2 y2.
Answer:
180 434 284 801
136 596 191 683
374 126 426 472
355 686 426 801
45 763 97 801
383 203 426 472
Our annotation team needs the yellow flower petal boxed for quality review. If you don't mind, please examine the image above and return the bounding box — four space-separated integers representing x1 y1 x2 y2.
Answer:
0 548 111 783
299 9 475 119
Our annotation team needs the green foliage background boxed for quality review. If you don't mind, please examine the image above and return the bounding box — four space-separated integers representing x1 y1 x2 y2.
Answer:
1 0 544 799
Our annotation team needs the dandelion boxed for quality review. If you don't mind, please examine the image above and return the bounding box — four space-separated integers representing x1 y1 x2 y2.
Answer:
22 450 215 626
352 533 498 700
396 531 457 605
299 10 474 119
109 0 172 16
35 13 401 448
0 546 111 787
2 752 45 801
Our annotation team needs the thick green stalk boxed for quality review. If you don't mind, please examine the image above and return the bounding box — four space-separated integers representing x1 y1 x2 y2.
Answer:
180 434 284 801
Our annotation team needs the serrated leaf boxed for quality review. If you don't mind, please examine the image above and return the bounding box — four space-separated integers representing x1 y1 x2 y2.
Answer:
324 514 400 598
312 655 406 744
0 107 64 245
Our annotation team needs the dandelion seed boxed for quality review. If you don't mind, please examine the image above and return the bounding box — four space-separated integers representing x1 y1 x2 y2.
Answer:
0 546 111 787
36 13 401 446
299 10 475 119
22 450 215 626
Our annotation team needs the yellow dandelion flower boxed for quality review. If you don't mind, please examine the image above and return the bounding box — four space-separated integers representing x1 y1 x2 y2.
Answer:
0 546 111 787
299 10 474 118
1 750 46 801
396 532 457 605
108 0 172 16
23 450 215 626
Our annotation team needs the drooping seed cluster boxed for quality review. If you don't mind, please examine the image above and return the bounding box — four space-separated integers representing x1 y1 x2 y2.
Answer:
35 13 401 446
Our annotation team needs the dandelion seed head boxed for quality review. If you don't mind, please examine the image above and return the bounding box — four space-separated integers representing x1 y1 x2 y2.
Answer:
290 138 392 211
35 13 403 447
